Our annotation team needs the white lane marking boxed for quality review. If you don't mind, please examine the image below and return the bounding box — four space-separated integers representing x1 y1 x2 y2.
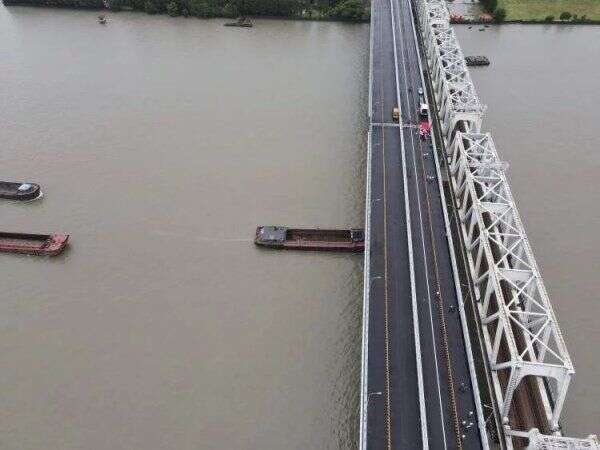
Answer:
372 123 421 129
360 1 377 444
359 128 373 450
391 0 448 447
372 122 402 127
368 0 374 121
388 0 429 449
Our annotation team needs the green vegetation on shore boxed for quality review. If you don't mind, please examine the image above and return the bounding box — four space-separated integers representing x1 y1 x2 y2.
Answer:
2 0 370 21
477 0 507 22
495 0 600 21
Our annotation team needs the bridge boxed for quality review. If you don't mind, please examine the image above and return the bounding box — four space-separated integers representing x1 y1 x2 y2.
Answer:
359 0 599 448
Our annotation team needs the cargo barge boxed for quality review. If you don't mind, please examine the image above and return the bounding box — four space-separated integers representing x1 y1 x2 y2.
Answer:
465 55 490 66
0 181 41 201
0 232 69 256
255 226 364 252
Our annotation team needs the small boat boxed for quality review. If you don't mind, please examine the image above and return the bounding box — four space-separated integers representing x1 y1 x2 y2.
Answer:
255 226 364 252
0 232 69 256
0 181 41 201
98 15 107 24
224 17 253 27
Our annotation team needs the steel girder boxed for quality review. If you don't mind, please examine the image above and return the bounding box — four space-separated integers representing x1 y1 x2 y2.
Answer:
411 0 595 446
526 429 599 449
448 132 574 437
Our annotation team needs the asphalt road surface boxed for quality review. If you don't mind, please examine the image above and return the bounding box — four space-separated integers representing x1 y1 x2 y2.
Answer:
364 0 485 447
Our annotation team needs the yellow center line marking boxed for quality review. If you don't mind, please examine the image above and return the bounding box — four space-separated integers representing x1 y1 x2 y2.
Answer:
378 2 393 449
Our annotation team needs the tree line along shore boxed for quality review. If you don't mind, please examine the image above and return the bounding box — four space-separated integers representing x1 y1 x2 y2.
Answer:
452 0 600 23
3 0 598 26
1 0 370 21
495 0 600 22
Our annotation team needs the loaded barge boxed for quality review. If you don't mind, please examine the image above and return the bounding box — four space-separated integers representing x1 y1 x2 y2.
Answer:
0 232 69 256
255 226 364 252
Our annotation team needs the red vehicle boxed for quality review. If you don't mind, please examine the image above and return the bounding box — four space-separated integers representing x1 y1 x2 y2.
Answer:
419 120 431 139
418 102 431 139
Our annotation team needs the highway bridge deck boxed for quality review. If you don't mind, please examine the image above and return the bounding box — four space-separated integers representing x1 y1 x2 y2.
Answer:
362 0 486 447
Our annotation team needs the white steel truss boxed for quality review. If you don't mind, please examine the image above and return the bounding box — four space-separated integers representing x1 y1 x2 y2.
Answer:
448 132 574 437
527 429 599 450
418 0 448 27
412 0 597 447
418 0 485 137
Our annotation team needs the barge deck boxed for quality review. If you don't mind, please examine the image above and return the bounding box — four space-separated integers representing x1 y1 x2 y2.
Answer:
255 226 364 252
0 232 69 256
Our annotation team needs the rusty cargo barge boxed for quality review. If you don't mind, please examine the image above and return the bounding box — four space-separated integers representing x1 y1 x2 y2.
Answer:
255 226 364 252
0 232 69 256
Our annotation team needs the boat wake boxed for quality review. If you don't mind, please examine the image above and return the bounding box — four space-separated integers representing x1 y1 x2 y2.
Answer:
149 230 251 243
2 191 44 203
193 236 252 243
22 191 44 202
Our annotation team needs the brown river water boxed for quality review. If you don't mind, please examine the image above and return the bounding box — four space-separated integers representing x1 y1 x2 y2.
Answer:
0 6 597 448
455 24 600 437
0 7 368 449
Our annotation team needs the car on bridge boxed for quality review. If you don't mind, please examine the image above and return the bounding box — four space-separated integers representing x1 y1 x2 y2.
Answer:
419 102 431 139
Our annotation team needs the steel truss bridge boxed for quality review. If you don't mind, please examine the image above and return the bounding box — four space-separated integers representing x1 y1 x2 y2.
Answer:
360 0 599 447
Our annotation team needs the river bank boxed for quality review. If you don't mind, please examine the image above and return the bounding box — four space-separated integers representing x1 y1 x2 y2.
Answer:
496 0 600 21
448 0 600 24
1 0 370 21
452 18 600 25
